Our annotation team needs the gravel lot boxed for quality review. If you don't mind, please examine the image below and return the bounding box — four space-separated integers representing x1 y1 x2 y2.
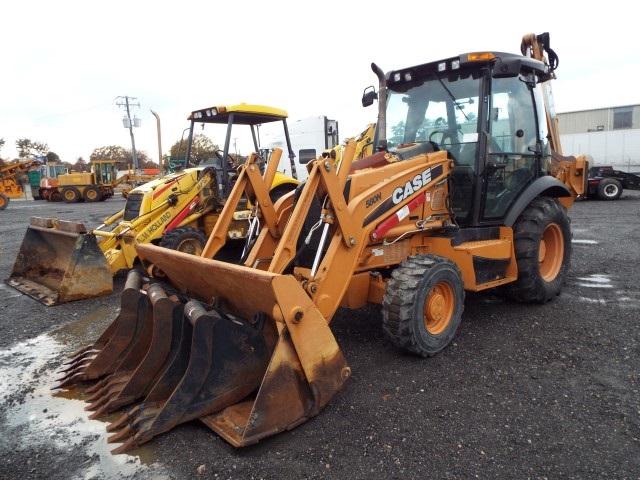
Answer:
0 193 639 479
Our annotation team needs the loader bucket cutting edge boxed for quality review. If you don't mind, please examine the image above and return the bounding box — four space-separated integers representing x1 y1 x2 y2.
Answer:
104 243 352 449
6 223 112 305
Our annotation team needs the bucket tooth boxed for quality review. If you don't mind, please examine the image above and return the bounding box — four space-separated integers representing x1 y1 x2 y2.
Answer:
6 220 112 305
67 314 121 361
108 300 271 453
54 271 146 389
83 283 186 416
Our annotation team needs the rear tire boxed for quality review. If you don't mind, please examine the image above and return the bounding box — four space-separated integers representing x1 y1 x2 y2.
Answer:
83 186 102 202
597 178 622 200
160 227 207 256
506 197 571 303
50 190 63 202
382 255 465 357
62 186 81 203
0 193 8 210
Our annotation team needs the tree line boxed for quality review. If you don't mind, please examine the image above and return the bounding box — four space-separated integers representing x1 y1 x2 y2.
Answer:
1 133 221 171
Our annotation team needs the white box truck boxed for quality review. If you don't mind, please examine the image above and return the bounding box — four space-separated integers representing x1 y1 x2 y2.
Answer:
260 116 339 181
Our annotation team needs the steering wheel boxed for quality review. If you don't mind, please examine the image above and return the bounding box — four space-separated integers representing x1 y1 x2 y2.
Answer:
429 129 459 146
429 129 460 158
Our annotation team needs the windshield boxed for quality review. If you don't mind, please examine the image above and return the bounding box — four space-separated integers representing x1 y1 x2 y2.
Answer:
385 74 481 165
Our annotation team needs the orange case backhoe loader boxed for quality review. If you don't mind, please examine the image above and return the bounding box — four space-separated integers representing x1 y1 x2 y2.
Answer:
56 32 588 453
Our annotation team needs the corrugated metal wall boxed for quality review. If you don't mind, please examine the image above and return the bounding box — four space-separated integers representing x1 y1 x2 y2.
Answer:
558 105 640 134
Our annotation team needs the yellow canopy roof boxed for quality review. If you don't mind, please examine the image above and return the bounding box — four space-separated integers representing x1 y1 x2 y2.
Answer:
189 103 288 125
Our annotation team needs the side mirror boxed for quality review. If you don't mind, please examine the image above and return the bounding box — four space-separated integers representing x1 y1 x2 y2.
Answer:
492 58 522 78
362 86 378 107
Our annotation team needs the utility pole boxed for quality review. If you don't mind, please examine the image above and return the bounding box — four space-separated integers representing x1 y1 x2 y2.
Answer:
116 96 140 170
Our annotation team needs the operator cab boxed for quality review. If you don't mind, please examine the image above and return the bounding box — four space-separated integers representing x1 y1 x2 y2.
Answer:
183 104 297 198
374 52 554 227
91 160 117 185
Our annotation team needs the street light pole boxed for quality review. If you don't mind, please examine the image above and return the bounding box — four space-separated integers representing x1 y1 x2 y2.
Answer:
150 109 163 172
124 97 138 170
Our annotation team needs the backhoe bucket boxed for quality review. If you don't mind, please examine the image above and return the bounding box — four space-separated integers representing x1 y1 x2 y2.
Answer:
6 217 112 305
103 244 350 451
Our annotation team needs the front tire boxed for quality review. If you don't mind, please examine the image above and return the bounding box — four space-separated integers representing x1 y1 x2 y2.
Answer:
159 227 207 256
0 193 8 210
506 197 571 303
382 255 465 357
597 178 622 200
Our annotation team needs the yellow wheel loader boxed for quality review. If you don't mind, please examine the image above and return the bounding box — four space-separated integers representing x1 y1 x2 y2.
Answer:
6 104 299 305
0 159 41 209
56 33 588 452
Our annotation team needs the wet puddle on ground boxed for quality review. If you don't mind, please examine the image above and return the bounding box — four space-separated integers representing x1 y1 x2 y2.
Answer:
568 273 640 309
576 274 614 289
571 239 599 245
0 308 170 479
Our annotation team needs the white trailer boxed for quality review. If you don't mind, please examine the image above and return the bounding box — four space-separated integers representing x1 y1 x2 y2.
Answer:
561 129 640 172
260 116 339 181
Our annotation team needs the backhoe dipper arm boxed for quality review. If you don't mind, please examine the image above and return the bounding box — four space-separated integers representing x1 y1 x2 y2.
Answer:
520 32 563 154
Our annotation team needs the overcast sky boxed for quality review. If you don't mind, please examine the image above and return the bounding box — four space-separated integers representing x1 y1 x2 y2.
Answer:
1 0 636 163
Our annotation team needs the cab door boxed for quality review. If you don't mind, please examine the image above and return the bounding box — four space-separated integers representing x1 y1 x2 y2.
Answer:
481 75 542 220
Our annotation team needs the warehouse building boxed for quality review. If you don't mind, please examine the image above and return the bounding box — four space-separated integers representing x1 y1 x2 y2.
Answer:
558 104 640 171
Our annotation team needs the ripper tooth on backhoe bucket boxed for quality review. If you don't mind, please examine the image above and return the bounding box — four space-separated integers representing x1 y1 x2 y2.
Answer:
6 217 112 305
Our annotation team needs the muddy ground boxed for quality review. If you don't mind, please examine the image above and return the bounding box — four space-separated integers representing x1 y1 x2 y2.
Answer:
0 193 639 479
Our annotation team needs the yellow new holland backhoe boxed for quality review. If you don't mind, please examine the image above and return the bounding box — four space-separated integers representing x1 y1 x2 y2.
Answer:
6 104 299 305
57 33 587 453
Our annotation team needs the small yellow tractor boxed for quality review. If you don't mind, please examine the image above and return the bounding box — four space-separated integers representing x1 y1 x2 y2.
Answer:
56 33 588 453
6 104 299 305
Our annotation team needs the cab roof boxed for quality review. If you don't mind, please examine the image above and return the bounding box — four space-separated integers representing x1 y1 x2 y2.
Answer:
189 103 288 125
386 51 547 89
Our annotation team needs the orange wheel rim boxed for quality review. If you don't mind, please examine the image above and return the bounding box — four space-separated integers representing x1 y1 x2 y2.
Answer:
0 197 6 208
423 281 455 335
87 190 97 200
64 190 75 200
539 223 564 282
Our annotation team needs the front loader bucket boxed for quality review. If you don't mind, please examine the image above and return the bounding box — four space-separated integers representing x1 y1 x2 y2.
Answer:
106 244 351 450
6 217 112 305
